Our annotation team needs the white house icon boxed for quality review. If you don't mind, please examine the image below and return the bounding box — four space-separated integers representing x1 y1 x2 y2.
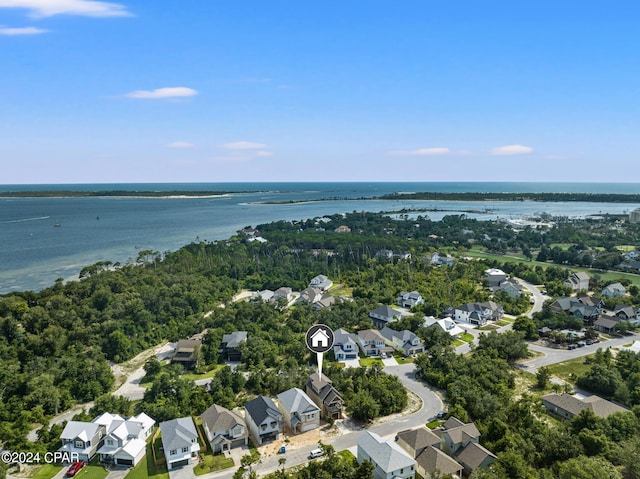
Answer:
310 328 330 348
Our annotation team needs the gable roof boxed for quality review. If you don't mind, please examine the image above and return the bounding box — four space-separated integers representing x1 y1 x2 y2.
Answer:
358 328 386 342
244 396 282 425
60 421 103 441
277 388 319 415
159 417 198 451
455 442 496 471
358 431 415 473
201 404 245 440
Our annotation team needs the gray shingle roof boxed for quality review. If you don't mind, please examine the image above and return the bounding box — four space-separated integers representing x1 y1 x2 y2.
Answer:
221 331 247 348
244 396 282 426
200 404 246 442
358 431 415 473
542 393 629 418
277 388 319 416
159 417 198 451
416 446 463 476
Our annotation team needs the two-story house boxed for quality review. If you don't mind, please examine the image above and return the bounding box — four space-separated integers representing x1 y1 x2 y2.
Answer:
453 302 503 326
358 431 416 479
601 282 627 298
357 329 392 357
369 305 403 329
200 404 248 453
172 339 202 369
276 388 320 434
159 417 200 469
332 328 359 362
305 372 344 420
220 331 247 362
564 272 590 292
396 291 424 309
244 396 283 445
309 274 333 291
380 327 424 356
95 412 155 466
59 421 106 462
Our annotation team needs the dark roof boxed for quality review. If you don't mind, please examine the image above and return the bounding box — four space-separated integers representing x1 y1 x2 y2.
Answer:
369 305 402 318
200 404 246 441
455 442 496 471
594 317 619 329
396 428 440 455
221 331 247 348
416 446 463 476
244 396 281 425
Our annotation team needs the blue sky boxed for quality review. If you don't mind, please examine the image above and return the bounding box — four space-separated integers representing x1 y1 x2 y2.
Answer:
1 1 639 184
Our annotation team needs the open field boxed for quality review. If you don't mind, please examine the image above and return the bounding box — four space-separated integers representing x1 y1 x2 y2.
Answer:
546 355 594 383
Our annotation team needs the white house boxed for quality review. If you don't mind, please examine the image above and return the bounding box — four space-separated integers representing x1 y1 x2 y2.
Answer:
96 412 156 466
564 272 590 292
310 274 333 291
485 268 507 288
159 417 200 469
59 421 106 462
601 282 626 298
332 328 359 362
423 316 465 337
244 396 283 445
358 329 393 357
453 302 503 326
357 431 416 479
397 291 424 309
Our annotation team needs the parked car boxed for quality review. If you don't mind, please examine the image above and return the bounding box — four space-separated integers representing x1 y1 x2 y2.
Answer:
585 339 594 345
308 448 324 459
567 344 577 350
577 341 586 348
66 461 85 477
436 411 447 419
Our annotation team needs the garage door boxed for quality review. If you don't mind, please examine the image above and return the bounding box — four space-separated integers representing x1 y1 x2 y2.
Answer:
117 459 133 466
171 459 190 469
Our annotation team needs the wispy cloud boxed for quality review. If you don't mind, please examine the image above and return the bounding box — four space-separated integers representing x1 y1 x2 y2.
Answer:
254 151 273 157
490 144 533 155
0 25 48 35
0 0 132 18
389 147 450 157
221 141 267 150
165 141 194 149
124 87 198 99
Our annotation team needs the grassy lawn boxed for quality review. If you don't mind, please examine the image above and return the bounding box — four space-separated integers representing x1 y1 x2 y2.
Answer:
479 324 499 331
125 439 169 479
182 364 224 382
72 464 108 479
193 454 234 476
329 285 353 297
460 332 474 343
495 320 511 327
31 464 63 479
546 355 594 383
427 419 444 429
452 339 465 348
393 353 414 364
359 357 383 367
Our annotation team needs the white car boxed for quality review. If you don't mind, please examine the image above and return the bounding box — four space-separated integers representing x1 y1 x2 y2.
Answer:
308 448 324 459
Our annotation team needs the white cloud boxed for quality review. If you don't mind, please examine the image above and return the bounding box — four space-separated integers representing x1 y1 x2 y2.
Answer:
389 147 450 156
221 141 267 150
490 144 534 155
0 0 131 18
0 25 48 35
165 141 194 149
124 87 198 99
255 150 273 157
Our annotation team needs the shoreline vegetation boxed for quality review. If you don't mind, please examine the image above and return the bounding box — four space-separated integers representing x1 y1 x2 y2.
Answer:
2 190 640 203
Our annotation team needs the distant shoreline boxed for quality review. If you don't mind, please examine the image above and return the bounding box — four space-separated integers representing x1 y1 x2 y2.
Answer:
0 190 240 198
2 189 640 204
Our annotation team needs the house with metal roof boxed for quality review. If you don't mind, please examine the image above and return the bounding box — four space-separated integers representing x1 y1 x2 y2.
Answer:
358 431 416 479
277 388 320 434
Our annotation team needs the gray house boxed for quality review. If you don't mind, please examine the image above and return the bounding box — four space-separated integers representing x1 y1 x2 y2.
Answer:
369 305 403 328
159 417 200 469
220 331 247 362
380 327 424 356
244 396 283 445
332 328 359 362
601 282 626 298
564 272 590 292
306 372 344 420
542 393 629 419
277 388 320 434
59 421 106 462
200 404 248 453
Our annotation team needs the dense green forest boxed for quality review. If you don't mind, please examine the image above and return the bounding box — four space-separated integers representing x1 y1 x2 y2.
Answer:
1 210 639 478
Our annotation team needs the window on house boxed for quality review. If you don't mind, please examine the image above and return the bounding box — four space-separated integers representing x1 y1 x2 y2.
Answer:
182 447 188 453
74 440 84 448
170 450 177 456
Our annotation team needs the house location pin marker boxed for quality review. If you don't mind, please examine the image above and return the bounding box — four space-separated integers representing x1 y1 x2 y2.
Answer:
305 324 334 386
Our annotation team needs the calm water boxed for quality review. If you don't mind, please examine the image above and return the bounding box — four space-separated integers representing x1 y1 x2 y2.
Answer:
1 182 639 294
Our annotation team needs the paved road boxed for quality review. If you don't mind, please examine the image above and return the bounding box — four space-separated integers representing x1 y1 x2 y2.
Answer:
196 363 442 479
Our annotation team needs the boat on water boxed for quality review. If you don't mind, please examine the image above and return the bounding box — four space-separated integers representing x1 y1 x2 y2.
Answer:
53 223 61 227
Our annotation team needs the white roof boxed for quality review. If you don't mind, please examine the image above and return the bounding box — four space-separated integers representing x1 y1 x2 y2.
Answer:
60 421 103 441
120 438 146 459
130 412 155 431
